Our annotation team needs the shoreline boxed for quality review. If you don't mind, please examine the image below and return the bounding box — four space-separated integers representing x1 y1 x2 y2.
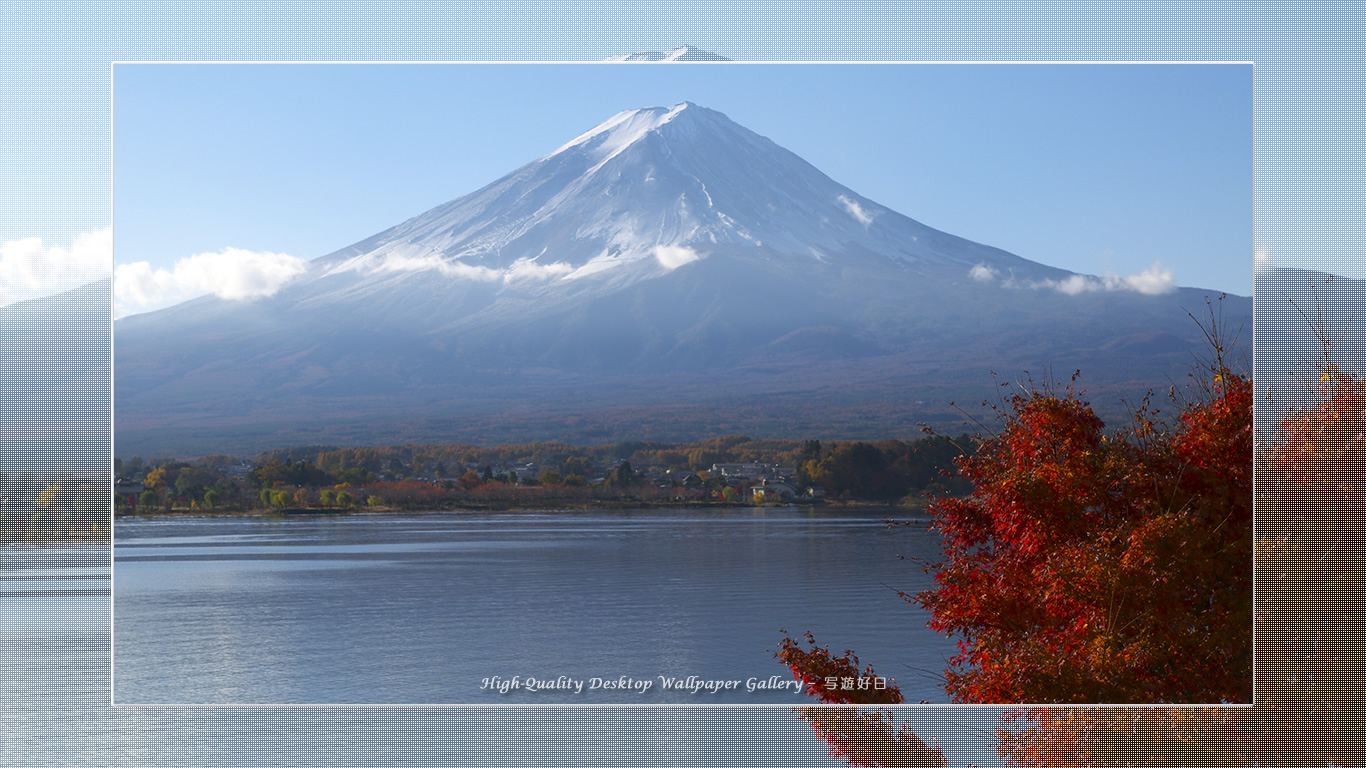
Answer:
113 497 933 521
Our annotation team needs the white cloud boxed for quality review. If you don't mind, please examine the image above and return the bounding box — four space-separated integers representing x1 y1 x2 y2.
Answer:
1054 274 1095 295
1114 261 1175 295
506 258 575 281
1025 260 1176 296
0 227 111 306
653 244 701 270
336 249 576 284
837 195 875 227
969 263 999 282
115 247 307 317
361 251 502 281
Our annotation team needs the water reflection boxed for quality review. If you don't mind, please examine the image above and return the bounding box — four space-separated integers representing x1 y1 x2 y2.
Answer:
113 508 953 705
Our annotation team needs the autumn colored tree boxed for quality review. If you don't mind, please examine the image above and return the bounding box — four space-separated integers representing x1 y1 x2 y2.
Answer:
795 708 948 768
784 308 1365 767
776 630 905 705
901 361 1251 704
36 482 68 511
993 363 1366 767
780 308 1252 704
776 633 957 765
143 464 173 491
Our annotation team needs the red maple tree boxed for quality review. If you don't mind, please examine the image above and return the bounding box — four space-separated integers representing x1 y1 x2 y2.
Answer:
780 319 1364 765
997 364 1366 767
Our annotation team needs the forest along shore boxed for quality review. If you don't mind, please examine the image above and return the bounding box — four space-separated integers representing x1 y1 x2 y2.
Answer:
113 434 974 519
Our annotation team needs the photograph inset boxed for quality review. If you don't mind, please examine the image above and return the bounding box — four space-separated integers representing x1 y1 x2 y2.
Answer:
111 63 1252 705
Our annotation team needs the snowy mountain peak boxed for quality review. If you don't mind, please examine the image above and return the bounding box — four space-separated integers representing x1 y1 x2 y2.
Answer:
548 102 695 163
305 101 1064 296
602 45 729 62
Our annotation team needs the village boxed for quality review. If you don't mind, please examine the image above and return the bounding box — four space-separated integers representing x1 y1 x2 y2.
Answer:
110 434 971 516
112 457 824 514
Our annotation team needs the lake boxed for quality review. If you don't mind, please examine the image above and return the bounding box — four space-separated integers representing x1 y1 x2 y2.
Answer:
0 536 1009 767
112 507 957 705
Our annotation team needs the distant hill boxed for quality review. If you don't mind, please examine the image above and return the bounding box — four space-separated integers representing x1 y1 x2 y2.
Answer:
1254 266 1366 436
1 280 110 473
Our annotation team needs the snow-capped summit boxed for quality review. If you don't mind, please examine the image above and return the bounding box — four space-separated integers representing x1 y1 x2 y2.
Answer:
548 102 695 162
602 45 729 62
310 101 1057 290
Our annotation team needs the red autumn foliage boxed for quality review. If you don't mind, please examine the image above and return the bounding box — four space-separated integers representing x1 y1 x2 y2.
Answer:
775 630 904 704
1004 366 1366 768
795 354 1366 767
358 480 452 506
912 362 1252 704
796 708 947 768
777 358 1253 707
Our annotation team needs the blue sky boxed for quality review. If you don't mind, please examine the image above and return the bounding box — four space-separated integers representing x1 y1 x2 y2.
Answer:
111 63 1251 314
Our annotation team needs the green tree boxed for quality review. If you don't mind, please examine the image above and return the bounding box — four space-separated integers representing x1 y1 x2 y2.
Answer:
336 467 375 485
808 442 888 497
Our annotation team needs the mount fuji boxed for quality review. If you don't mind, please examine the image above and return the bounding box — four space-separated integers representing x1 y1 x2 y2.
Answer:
602 45 729 62
115 102 1251 457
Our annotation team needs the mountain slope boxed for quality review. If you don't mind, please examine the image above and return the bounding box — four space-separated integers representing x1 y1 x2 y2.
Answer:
2 280 110 472
115 103 1250 457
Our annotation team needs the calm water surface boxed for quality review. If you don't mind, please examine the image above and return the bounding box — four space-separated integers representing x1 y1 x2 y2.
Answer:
113 507 955 705
0 538 1006 768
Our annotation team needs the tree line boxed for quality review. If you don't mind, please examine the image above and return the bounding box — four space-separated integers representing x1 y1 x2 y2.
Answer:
115 433 976 514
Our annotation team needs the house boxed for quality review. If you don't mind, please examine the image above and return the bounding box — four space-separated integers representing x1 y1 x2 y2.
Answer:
665 470 702 488
712 463 794 483
752 480 797 502
114 478 145 510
